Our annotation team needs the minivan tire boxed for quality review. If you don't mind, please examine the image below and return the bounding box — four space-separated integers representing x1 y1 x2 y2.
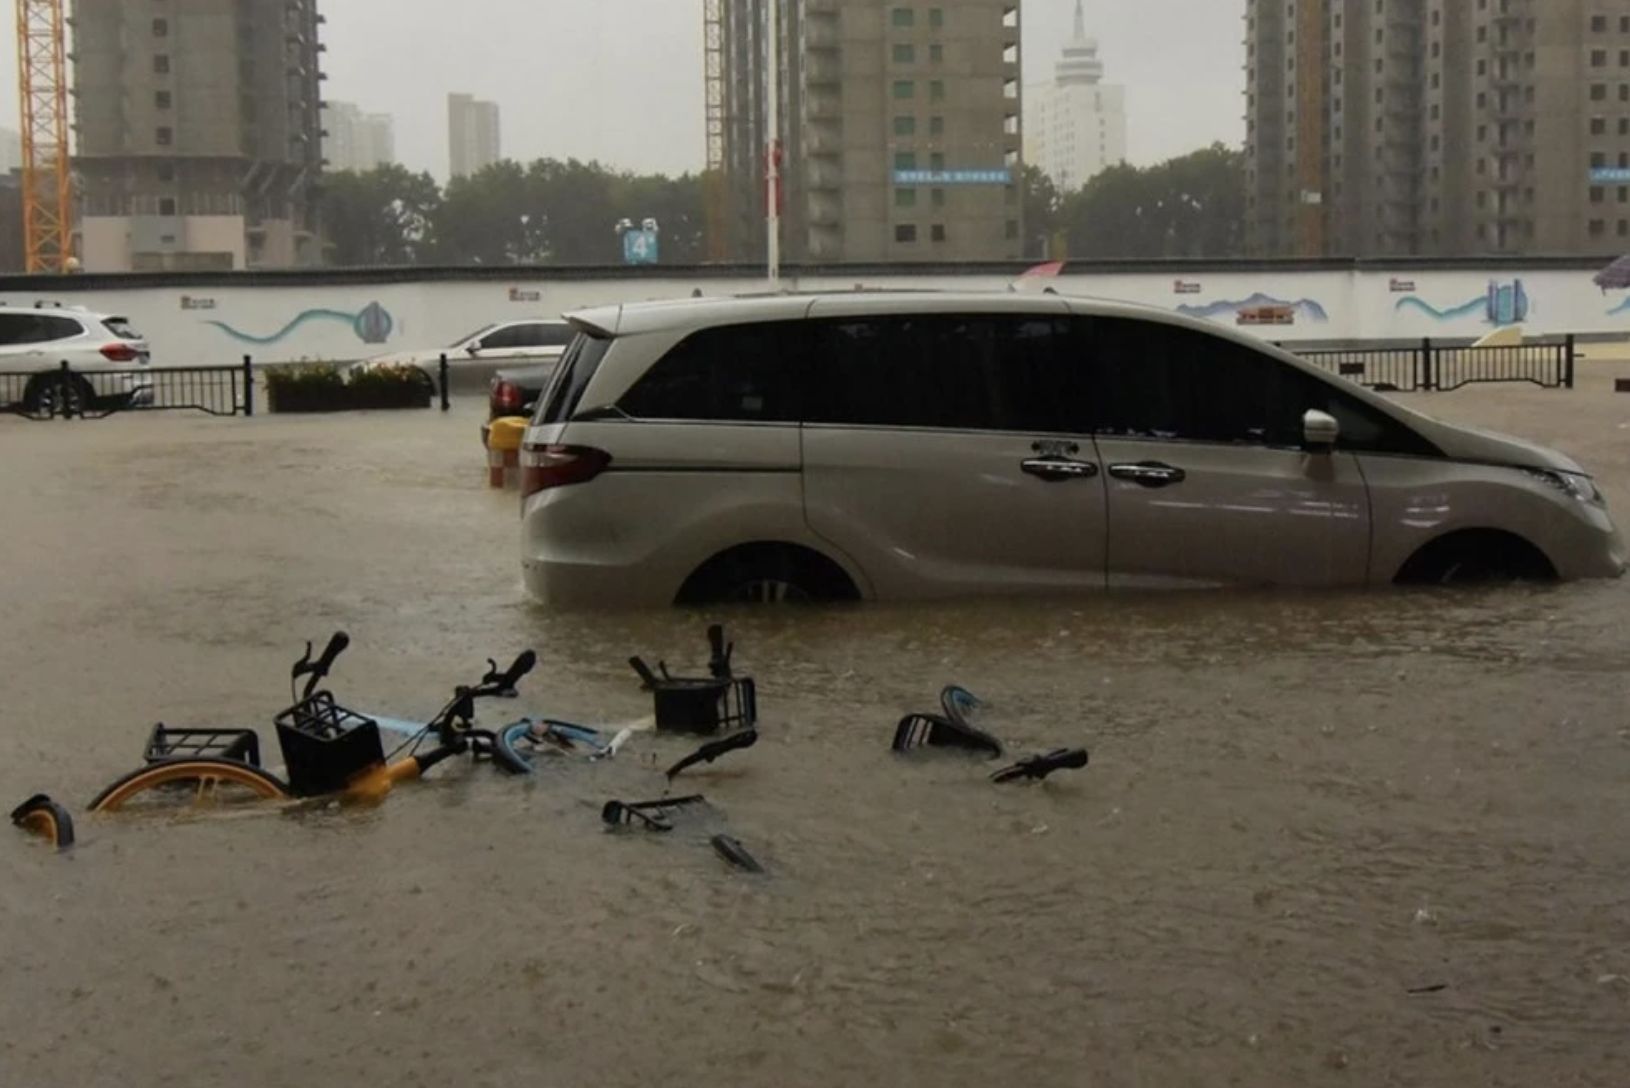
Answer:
676 544 860 606
1395 529 1556 586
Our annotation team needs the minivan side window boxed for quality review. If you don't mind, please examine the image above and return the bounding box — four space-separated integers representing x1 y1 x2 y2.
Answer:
618 322 804 422
1087 316 1437 455
806 314 1088 433
534 333 613 424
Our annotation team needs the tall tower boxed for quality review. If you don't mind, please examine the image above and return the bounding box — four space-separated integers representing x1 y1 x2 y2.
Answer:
1025 0 1127 194
72 0 324 272
447 94 502 180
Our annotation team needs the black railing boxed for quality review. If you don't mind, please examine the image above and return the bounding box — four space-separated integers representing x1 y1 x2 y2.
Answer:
0 358 253 419
1297 336 1575 392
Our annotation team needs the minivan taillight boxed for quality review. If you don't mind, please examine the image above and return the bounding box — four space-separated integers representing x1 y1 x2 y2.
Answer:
492 379 522 414
100 343 140 362
520 444 611 497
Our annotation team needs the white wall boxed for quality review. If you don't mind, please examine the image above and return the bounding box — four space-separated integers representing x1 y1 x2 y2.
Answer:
8 264 1620 365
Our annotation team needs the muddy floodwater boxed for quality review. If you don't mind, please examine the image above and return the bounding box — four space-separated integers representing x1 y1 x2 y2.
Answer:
5 365 1630 1087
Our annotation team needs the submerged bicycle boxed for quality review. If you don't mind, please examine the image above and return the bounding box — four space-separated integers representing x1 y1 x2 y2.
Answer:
88 633 538 813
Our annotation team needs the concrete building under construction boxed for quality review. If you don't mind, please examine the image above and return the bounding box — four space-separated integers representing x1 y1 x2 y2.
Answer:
72 0 325 272
711 0 1023 263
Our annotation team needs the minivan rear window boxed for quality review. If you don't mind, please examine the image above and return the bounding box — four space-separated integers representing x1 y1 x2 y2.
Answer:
618 322 804 422
534 332 612 424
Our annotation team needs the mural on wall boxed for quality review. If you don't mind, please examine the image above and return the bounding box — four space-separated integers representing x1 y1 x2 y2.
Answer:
1176 292 1330 326
1394 280 1529 325
204 301 395 345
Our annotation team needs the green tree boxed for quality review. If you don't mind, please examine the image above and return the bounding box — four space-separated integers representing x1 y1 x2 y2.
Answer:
432 160 547 265
319 164 442 266
1061 143 1246 260
1020 164 1062 260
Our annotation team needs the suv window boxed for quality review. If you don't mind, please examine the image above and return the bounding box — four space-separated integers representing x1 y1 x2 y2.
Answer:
806 314 1088 432
0 313 83 345
535 332 612 424
1086 316 1434 454
618 322 805 422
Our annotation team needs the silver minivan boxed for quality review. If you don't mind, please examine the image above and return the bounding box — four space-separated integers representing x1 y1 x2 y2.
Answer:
519 292 1623 606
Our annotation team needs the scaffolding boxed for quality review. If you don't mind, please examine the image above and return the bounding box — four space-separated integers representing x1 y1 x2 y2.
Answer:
16 0 73 272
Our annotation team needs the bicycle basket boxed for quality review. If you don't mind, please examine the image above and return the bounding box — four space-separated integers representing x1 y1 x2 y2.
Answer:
648 676 756 736
273 692 385 798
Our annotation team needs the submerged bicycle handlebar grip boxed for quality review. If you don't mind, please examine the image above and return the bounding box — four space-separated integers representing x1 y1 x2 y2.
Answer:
666 728 759 780
628 655 661 689
293 631 352 698
499 649 537 689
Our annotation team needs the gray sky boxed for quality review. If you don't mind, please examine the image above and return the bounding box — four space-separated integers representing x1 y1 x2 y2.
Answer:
1 0 1243 181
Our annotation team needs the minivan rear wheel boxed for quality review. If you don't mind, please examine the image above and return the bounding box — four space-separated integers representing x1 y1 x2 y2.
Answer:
676 544 860 606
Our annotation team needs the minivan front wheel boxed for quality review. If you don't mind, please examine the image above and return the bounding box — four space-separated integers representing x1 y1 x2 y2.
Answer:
1395 529 1556 586
676 544 860 606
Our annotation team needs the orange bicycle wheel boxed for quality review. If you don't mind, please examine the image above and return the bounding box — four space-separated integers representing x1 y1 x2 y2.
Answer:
89 758 292 813
10 794 75 850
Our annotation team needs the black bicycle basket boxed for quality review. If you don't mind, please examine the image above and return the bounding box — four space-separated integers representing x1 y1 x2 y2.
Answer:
644 675 756 736
273 692 385 798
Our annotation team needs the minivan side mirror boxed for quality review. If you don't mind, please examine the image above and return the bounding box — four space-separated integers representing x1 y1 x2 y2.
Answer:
1303 409 1340 453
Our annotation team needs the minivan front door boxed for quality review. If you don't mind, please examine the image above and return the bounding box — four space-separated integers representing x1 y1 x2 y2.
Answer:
800 311 1108 598
1085 315 1371 588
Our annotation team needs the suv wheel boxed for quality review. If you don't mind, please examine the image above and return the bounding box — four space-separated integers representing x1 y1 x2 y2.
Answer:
24 374 94 418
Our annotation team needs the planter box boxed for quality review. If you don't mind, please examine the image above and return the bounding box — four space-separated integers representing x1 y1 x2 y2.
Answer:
267 383 431 413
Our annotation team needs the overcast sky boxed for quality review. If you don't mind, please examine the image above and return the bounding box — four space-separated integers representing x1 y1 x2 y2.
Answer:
1 0 1243 180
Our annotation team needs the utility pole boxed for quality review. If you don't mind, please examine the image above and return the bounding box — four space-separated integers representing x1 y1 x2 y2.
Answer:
765 0 781 286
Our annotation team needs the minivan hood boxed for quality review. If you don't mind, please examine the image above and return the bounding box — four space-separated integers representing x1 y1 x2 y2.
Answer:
1422 419 1588 475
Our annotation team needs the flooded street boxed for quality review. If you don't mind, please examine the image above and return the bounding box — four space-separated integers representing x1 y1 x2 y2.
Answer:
5 370 1630 1087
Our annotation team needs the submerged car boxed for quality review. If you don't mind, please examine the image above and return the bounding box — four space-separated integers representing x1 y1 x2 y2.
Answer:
350 318 573 394
0 303 153 415
518 292 1624 606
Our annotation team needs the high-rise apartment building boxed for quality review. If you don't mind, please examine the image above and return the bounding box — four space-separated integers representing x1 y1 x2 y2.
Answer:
1025 1 1127 193
72 0 325 272
323 102 396 174
717 0 1023 263
448 94 502 180
1247 0 1630 258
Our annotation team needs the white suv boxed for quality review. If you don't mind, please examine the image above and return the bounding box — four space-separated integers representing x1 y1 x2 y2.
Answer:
520 292 1624 606
0 303 153 414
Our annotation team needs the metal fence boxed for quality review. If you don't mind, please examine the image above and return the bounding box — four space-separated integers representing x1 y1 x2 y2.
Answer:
1297 336 1575 393
0 359 253 419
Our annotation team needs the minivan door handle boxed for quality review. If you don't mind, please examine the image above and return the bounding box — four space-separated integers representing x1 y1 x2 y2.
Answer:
1021 457 1100 482
1108 462 1187 488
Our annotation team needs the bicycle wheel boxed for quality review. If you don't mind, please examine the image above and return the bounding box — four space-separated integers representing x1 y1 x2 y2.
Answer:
493 719 605 775
89 758 293 813
10 794 75 851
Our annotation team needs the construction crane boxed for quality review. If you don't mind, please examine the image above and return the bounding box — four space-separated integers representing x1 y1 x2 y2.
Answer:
703 0 728 261
15 0 73 273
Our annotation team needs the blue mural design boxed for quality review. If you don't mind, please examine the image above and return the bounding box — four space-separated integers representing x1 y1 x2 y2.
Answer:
206 301 395 345
1607 296 1630 317
1176 292 1330 323
1394 280 1528 325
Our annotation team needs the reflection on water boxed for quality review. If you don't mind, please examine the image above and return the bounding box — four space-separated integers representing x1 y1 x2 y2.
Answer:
3 407 1629 1086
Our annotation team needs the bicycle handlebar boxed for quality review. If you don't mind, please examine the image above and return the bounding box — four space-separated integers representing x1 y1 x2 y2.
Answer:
478 649 537 697
293 631 351 700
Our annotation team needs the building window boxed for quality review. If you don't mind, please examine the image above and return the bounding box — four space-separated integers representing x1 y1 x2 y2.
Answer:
892 80 915 99
1621 187 1629 203
930 44 943 63
1593 117 1608 135
929 7 943 28
152 17 168 36
155 90 172 110
1592 84 1608 101
929 152 944 171
1592 186 1606 203
931 188 945 207
158 197 177 216
931 224 946 242
894 115 916 135
893 44 915 64
929 80 944 101
1622 50 1630 67
1594 15 1610 31
929 115 944 136
1620 220 1629 237
1589 219 1606 237
1477 125 1487 141
155 126 172 146
895 224 918 243
891 7 914 27
1593 50 1609 67
1005 220 1019 239
894 151 916 170
895 188 917 208
153 54 170 74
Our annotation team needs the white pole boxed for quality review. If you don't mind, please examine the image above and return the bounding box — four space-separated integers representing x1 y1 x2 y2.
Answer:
765 0 781 286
